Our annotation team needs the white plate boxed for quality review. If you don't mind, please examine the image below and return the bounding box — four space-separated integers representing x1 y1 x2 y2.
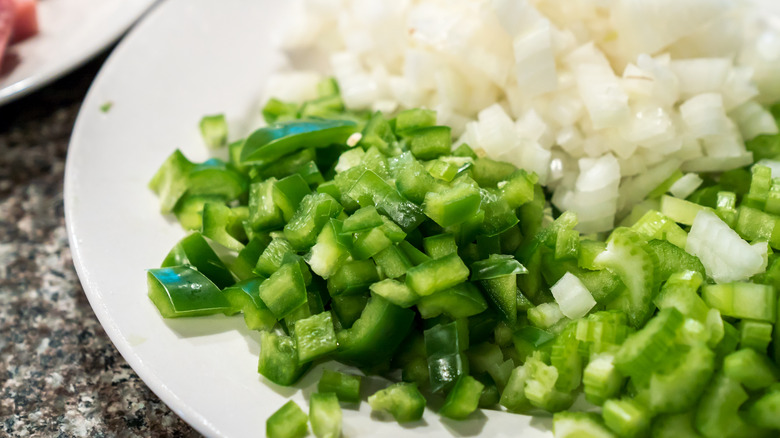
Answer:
64 1 780 437
0 0 157 105
64 0 553 436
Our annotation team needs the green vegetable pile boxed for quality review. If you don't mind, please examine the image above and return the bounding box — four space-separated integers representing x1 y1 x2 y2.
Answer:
147 79 780 438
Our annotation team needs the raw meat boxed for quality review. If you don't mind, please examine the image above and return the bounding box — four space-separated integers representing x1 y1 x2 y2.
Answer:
0 0 15 72
10 0 37 43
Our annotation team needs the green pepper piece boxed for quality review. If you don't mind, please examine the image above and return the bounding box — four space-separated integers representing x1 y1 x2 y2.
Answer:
273 174 312 222
247 178 285 231
294 312 338 363
452 143 478 159
341 206 384 234
347 170 425 232
406 126 452 160
513 326 555 362
186 158 248 201
470 157 517 188
422 233 457 259
479 187 519 236
201 203 248 251
468 309 501 346
416 282 488 319
258 331 311 386
262 98 299 124
299 94 345 119
405 252 470 297
172 194 226 231
398 240 431 266
369 279 419 308
423 182 482 228
644 239 706 285
161 232 235 289
222 277 276 331
255 237 295 277
149 149 195 214
257 262 308 319
147 266 233 318
395 108 437 133
295 160 325 187
266 400 308 438
336 295 415 367
470 254 527 281
241 119 357 166
392 152 445 205
439 375 484 420
306 219 351 279
368 382 426 423
478 277 519 326
372 244 413 279
309 392 342 438
330 294 368 329
227 139 248 174
284 192 344 250
318 369 362 404
198 114 228 148
327 260 380 297
230 234 271 281
255 148 318 180
360 111 399 156
425 158 462 182
425 319 469 393
500 169 538 209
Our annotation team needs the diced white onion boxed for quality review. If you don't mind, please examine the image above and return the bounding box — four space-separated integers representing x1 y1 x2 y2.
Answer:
279 0 780 228
668 173 703 199
262 71 322 103
550 272 597 320
669 58 731 99
679 93 728 139
729 100 779 140
567 43 630 130
686 210 767 283
513 19 558 99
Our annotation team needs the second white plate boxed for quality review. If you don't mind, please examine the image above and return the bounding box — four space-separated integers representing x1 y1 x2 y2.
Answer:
0 0 157 105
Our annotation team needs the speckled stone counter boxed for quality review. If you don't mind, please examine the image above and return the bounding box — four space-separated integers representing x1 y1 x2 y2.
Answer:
0 57 199 437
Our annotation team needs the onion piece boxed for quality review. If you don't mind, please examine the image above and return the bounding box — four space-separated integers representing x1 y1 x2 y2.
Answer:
686 210 767 283
668 173 704 199
551 272 597 320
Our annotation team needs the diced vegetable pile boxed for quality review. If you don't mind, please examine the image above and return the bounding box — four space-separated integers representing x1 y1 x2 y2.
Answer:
148 80 780 437
279 0 780 234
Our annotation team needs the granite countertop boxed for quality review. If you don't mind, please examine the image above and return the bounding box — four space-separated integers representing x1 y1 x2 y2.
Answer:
0 57 198 437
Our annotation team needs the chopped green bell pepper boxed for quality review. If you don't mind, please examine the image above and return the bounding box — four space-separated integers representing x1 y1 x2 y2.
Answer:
318 369 362 404
266 400 308 438
336 295 415 368
368 382 426 423
147 265 233 318
241 119 358 166
222 277 276 331
161 232 235 289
